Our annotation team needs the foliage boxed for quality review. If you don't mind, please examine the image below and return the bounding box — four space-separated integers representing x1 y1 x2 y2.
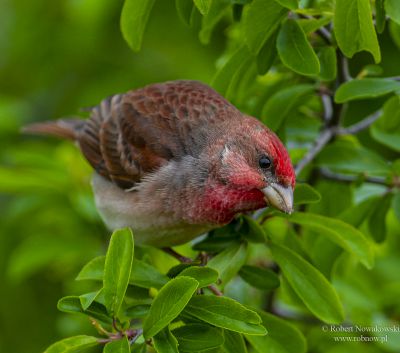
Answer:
1 0 400 353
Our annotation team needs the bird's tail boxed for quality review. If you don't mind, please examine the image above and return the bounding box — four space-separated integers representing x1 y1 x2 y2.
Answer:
22 118 85 141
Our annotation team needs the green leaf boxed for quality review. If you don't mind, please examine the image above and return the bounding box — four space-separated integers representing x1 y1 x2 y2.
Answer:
243 0 287 54
126 284 152 302
279 275 305 310
287 212 374 268
234 62 258 104
274 0 298 10
212 46 252 95
359 64 384 77
339 196 379 227
193 0 211 15
76 256 168 289
245 311 306 353
370 95 400 152
335 78 400 103
269 242 344 323
120 0 156 52
178 266 219 288
256 30 278 75
172 323 224 352
124 304 150 319
199 0 230 44
222 331 248 353
318 46 337 81
79 290 101 310
298 16 332 34
185 295 266 335
167 263 194 278
131 343 147 353
390 21 400 49
377 95 400 131
76 256 105 281
368 194 392 243
44 336 98 353
57 296 112 324
153 327 179 353
334 0 381 62
241 216 267 243
376 0 386 33
130 259 169 289
386 0 400 25
103 228 134 317
371 126 400 153
143 276 199 338
393 191 400 222
232 2 244 22
294 183 321 205
208 242 247 288
57 296 88 313
193 236 238 252
239 265 280 290
176 0 194 26
307 180 353 217
317 140 390 175
104 337 130 353
277 19 320 76
392 159 400 174
190 2 202 31
225 55 254 102
261 84 314 131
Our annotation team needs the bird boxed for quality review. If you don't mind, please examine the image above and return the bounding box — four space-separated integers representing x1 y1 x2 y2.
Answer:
23 80 295 247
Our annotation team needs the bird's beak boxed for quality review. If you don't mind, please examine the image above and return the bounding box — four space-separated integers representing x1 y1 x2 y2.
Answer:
262 183 294 214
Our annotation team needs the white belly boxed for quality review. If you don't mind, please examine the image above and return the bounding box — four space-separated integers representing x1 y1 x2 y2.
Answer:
91 173 211 246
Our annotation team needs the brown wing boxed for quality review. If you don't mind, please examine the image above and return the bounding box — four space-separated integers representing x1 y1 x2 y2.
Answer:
75 80 240 189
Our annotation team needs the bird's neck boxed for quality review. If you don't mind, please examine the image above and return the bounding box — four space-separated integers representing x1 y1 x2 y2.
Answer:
189 180 266 225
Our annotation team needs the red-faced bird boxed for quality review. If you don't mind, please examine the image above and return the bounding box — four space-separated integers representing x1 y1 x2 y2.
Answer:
24 80 295 247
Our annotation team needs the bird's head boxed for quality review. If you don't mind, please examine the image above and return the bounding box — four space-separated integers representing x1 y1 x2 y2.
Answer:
212 117 296 214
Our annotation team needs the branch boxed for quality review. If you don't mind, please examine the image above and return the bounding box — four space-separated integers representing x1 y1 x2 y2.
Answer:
319 168 388 186
162 247 192 263
295 108 381 176
129 329 143 345
385 76 400 81
295 129 333 176
317 27 332 45
292 23 380 180
337 110 381 135
298 14 332 44
207 285 223 296
321 93 333 122
337 51 352 83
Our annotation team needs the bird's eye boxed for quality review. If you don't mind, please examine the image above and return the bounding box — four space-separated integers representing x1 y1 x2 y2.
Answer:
259 156 272 169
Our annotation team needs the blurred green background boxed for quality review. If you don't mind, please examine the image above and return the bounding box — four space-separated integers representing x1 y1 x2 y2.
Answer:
2 1 400 353
0 1 221 352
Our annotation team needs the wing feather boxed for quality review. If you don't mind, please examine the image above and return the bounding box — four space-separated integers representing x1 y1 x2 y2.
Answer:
27 80 240 189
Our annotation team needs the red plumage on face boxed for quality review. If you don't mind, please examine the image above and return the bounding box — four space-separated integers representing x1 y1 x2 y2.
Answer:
194 117 295 225
220 146 266 189
263 131 296 188
195 182 266 224
218 119 295 190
